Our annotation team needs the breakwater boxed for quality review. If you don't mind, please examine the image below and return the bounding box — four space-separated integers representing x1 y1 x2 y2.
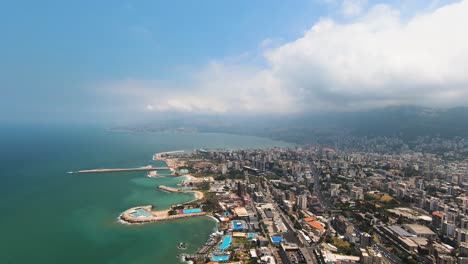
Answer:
69 165 169 174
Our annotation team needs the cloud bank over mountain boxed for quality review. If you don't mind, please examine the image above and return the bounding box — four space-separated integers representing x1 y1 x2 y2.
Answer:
102 0 468 114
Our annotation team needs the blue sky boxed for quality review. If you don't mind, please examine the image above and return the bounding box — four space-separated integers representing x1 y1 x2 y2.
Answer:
1 0 467 123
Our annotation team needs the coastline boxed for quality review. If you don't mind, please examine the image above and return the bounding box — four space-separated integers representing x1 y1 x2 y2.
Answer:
4 129 293 264
158 185 204 204
207 215 220 223
119 158 206 224
153 150 186 175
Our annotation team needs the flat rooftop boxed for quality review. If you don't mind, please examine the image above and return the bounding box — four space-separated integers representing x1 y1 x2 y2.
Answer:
404 224 436 235
388 225 414 237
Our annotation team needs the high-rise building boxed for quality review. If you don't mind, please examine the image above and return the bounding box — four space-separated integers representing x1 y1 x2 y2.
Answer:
460 242 468 257
219 164 228 175
432 211 445 229
360 232 372 248
360 248 382 264
296 195 308 210
456 228 468 244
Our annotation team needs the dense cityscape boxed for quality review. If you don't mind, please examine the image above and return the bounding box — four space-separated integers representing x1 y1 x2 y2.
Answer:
3 1 468 263
156 142 468 264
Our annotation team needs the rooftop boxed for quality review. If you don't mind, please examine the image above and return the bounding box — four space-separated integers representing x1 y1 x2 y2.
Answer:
432 211 444 217
388 225 415 237
306 220 324 231
404 224 436 236
233 207 249 217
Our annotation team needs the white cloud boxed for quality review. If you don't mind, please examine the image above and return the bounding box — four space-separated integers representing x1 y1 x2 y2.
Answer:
341 0 367 17
259 38 273 49
266 1 468 109
101 62 296 114
101 0 468 114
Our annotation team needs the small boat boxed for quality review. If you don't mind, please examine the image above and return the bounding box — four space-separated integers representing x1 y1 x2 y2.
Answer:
177 242 187 250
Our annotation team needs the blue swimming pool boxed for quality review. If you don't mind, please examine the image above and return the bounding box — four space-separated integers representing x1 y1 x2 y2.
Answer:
218 235 232 250
247 233 254 239
183 208 202 214
212 255 229 261
232 221 243 230
271 236 283 243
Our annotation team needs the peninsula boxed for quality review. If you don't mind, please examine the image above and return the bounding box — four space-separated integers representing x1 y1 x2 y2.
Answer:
120 184 206 224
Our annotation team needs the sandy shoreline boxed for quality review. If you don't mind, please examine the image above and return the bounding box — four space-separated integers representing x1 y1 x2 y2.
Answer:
158 185 204 202
183 174 197 182
153 150 186 175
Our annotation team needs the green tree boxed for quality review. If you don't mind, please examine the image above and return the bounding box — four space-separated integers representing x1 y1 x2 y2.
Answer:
168 209 177 215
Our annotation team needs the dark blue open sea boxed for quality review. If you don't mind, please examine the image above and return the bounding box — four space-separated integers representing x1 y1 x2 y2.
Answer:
0 125 291 264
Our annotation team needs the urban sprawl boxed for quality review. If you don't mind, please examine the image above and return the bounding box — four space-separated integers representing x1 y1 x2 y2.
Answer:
152 144 468 264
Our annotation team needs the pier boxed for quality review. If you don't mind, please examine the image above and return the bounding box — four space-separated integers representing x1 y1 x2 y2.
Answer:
70 165 169 174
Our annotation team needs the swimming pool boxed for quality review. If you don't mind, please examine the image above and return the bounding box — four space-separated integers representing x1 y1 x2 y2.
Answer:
270 236 283 243
247 233 254 239
218 235 232 250
130 208 152 218
183 208 202 214
232 221 244 230
212 255 229 261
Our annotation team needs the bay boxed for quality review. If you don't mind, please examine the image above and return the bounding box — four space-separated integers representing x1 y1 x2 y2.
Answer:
0 125 291 264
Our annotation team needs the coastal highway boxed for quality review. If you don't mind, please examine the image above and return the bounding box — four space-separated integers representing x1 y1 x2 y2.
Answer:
69 165 169 174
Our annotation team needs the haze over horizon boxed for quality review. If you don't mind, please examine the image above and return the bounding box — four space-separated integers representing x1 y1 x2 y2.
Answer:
3 3 468 263
2 0 468 124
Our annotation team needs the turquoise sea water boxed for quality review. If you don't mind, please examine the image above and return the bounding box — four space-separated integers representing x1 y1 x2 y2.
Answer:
0 125 291 264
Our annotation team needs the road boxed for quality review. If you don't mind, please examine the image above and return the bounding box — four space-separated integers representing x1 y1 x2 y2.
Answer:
263 182 318 263
372 242 403 264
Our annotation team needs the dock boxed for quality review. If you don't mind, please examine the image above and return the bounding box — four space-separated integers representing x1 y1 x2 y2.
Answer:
69 165 169 174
